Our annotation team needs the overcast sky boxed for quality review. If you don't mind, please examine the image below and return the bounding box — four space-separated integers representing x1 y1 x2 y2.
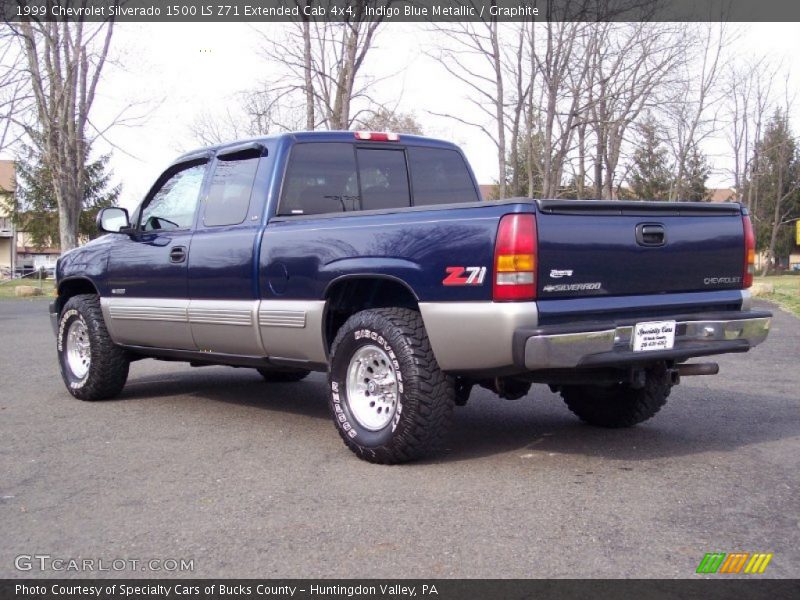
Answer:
6 21 800 210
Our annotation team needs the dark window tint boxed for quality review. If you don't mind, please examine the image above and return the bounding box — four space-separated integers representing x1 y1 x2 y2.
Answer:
204 156 259 226
140 163 206 231
279 143 358 215
356 148 410 210
408 147 479 206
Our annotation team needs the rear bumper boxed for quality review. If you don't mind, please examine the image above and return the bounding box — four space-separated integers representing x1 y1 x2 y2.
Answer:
515 310 772 370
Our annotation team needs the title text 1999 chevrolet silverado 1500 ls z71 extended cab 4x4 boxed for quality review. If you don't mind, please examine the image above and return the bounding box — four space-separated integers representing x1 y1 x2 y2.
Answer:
50 131 771 463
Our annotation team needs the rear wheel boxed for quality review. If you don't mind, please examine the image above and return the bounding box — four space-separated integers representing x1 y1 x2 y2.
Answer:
57 294 129 401
328 307 455 464
256 368 310 383
560 363 672 428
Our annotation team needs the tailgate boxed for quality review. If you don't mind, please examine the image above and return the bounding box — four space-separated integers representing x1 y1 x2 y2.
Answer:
535 200 746 298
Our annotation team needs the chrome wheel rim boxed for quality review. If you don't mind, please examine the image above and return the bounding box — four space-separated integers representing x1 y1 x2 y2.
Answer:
65 318 91 379
346 344 399 431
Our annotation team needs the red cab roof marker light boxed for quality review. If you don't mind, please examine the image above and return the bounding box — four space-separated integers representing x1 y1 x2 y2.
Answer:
354 131 400 142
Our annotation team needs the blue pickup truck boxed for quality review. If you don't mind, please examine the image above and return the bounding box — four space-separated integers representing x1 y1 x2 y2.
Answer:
51 131 771 463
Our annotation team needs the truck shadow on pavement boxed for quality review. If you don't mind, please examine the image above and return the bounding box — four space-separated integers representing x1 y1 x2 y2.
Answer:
117 368 799 464
437 386 800 464
119 368 333 420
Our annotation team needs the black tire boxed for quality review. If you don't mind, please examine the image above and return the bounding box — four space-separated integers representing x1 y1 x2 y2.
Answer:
328 307 455 464
560 363 672 428
57 294 129 401
256 368 310 383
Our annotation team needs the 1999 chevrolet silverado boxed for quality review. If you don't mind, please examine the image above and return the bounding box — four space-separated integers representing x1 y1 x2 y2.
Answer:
50 131 771 463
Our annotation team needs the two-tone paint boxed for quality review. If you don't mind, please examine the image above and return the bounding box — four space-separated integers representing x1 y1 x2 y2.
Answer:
53 131 770 376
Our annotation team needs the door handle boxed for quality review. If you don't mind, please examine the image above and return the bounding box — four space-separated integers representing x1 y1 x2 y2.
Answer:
169 245 187 263
635 223 666 247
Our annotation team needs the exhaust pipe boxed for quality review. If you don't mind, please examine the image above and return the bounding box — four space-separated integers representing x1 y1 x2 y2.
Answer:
676 362 719 377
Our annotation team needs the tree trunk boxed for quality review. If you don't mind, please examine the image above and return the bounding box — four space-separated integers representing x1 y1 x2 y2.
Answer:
18 20 114 252
489 20 506 199
303 16 314 130
56 191 79 251
762 215 781 277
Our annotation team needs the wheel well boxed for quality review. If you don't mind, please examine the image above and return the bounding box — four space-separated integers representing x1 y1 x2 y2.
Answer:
324 277 419 350
56 278 99 314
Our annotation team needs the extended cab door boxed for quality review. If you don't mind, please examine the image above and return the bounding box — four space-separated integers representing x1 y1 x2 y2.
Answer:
104 158 208 350
187 145 266 355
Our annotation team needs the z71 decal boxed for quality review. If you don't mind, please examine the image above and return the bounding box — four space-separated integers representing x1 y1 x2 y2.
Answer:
443 266 487 286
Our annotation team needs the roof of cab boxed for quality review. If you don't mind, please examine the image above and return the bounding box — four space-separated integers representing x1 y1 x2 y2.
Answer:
173 130 462 164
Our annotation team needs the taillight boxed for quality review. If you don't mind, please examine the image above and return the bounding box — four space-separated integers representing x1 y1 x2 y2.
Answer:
493 214 537 301
354 131 399 142
743 214 755 288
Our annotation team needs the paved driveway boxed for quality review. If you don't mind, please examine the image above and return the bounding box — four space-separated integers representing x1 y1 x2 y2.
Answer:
1 299 797 578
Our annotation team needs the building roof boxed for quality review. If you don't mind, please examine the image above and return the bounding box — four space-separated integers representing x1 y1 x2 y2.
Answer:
708 188 736 203
478 184 497 201
17 246 61 255
0 160 14 193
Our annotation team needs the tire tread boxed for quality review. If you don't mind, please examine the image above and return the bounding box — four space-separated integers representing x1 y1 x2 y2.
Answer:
560 364 671 428
329 307 454 464
59 294 129 401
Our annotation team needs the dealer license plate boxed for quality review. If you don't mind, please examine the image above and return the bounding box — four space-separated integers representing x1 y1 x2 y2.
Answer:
632 320 676 352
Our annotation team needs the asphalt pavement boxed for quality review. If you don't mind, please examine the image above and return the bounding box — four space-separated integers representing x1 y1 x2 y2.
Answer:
1 298 797 578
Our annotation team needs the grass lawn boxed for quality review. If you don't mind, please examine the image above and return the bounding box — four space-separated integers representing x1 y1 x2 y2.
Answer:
0 278 55 300
755 274 800 318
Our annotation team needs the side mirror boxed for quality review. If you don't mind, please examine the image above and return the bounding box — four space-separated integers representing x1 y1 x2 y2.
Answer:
97 207 131 233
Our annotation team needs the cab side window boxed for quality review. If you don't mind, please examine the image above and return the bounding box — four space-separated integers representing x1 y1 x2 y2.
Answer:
140 163 207 231
203 154 259 227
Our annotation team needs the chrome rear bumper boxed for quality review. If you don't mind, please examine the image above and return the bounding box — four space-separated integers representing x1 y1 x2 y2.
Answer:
520 312 771 370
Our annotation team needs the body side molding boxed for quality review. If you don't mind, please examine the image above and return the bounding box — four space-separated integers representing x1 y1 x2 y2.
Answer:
101 297 194 350
258 300 327 363
101 297 327 363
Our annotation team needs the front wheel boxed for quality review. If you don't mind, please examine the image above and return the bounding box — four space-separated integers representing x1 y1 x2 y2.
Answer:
560 363 672 428
328 308 455 464
57 294 129 401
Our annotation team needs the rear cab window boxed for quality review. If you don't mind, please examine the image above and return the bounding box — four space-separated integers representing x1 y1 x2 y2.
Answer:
356 148 410 210
279 143 359 216
408 147 480 206
277 141 478 216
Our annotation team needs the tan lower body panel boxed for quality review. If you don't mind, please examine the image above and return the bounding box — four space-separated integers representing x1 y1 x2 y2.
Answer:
418 301 539 371
101 297 327 363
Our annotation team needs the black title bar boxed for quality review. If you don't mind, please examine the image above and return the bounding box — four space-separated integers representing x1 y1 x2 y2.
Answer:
1 579 800 600
3 0 800 22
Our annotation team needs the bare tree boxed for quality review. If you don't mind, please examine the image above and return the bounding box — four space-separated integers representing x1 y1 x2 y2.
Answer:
725 58 778 210
531 21 594 198
429 6 513 198
751 87 800 275
505 21 531 197
585 23 685 199
188 108 249 147
666 24 727 201
187 85 303 146
0 31 28 154
10 18 114 251
256 1 387 131
357 108 423 134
